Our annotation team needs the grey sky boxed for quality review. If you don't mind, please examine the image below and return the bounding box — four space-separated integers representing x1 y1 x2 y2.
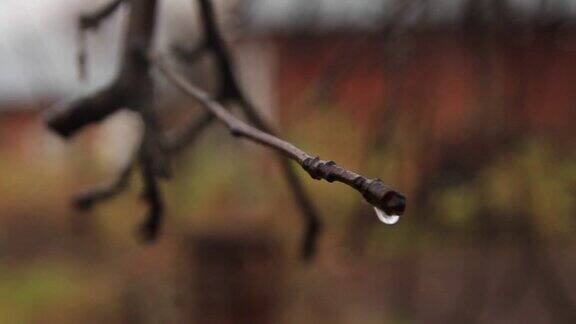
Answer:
0 0 195 105
1 0 575 104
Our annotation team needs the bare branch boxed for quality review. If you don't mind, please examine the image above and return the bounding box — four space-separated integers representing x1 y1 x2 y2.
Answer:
43 81 129 137
73 159 135 210
280 161 322 259
138 146 164 242
48 0 167 242
75 109 213 214
76 0 126 81
50 0 406 256
79 0 126 31
195 0 241 101
156 59 407 217
171 42 209 64
77 28 88 81
44 0 158 138
187 0 325 259
137 105 168 241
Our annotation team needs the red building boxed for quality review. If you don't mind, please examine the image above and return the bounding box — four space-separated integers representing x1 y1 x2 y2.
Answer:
238 0 576 143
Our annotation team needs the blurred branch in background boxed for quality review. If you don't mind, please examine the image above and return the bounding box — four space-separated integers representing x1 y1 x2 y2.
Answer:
44 0 171 241
76 0 126 80
173 0 325 260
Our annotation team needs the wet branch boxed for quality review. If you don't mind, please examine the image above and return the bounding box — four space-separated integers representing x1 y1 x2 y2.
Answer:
156 59 406 217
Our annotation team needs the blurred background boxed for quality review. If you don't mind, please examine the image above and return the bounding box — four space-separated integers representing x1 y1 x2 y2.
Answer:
2 0 576 323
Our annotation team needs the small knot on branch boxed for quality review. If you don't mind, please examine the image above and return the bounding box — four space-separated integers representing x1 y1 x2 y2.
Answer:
302 157 337 182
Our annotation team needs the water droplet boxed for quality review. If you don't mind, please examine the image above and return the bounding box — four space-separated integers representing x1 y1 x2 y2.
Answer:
374 207 400 225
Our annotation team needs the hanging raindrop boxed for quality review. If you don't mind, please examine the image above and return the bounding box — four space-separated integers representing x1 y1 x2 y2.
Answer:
374 207 400 225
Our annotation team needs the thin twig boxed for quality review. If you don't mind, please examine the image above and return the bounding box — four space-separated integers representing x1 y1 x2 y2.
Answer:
138 143 164 241
77 28 88 81
172 42 209 64
156 58 406 216
76 0 126 81
71 111 214 213
73 158 135 210
79 0 126 31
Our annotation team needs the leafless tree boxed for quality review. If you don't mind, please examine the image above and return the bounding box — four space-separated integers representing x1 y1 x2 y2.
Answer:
43 0 405 260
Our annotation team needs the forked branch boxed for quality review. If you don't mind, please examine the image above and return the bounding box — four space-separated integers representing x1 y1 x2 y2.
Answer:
44 0 406 259
185 0 324 260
